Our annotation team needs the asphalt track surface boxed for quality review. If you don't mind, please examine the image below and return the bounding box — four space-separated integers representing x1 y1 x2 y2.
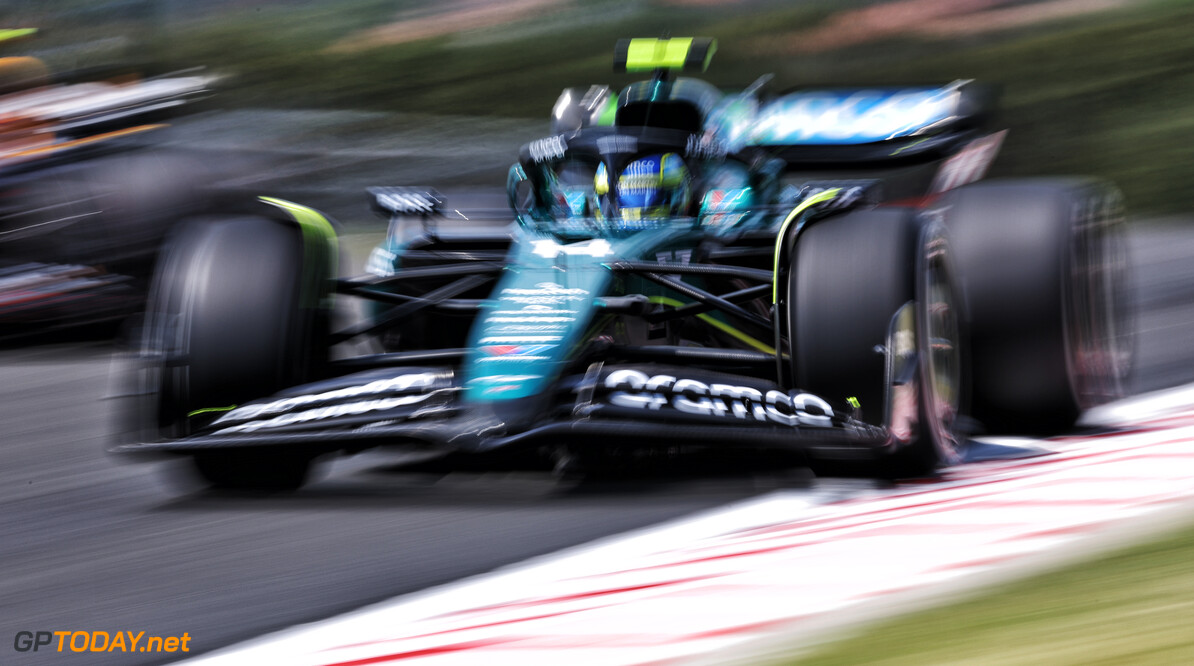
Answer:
2 205 1193 662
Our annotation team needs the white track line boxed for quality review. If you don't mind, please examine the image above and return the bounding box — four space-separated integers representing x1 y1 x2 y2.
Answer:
179 387 1194 666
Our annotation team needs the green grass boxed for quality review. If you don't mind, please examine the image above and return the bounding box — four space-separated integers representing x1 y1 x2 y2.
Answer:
783 518 1194 665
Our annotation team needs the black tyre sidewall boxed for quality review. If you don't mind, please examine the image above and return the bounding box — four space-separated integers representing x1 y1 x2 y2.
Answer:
143 216 327 490
938 178 1128 434
790 207 964 476
791 208 920 427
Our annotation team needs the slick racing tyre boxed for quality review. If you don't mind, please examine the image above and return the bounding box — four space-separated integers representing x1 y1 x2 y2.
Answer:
141 215 330 490
937 179 1131 434
790 207 966 478
0 150 215 279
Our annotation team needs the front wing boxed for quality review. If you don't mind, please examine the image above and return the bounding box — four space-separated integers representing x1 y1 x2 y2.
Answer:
113 363 893 462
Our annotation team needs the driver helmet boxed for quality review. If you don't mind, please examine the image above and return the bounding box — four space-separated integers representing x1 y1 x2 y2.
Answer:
595 153 692 221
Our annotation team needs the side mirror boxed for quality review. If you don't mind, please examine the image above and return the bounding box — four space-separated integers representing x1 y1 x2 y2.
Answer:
507 164 532 215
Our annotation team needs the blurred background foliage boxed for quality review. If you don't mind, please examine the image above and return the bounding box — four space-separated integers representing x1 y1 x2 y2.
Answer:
2 0 1194 214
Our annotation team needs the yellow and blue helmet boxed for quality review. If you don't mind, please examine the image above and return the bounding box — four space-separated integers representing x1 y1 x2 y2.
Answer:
595 153 692 222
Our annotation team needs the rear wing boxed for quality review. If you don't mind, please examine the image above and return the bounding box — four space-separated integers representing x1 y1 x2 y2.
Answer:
711 80 996 167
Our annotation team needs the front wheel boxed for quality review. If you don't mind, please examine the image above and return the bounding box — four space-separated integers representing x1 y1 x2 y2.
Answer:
138 214 332 490
789 207 967 477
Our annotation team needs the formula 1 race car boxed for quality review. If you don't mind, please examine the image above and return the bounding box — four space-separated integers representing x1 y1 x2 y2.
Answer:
0 30 217 336
113 38 1131 490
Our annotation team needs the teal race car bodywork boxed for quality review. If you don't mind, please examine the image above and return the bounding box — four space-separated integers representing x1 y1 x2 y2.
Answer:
114 39 1131 490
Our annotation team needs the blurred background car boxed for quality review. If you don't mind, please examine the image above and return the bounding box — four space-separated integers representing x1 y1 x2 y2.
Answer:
0 25 220 338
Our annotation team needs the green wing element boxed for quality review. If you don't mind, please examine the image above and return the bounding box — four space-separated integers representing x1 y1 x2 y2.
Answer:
259 197 339 309
772 188 842 303
0 28 37 44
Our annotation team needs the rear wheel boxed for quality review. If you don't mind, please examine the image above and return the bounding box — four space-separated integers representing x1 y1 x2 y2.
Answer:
141 216 329 490
938 179 1131 434
789 208 966 477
